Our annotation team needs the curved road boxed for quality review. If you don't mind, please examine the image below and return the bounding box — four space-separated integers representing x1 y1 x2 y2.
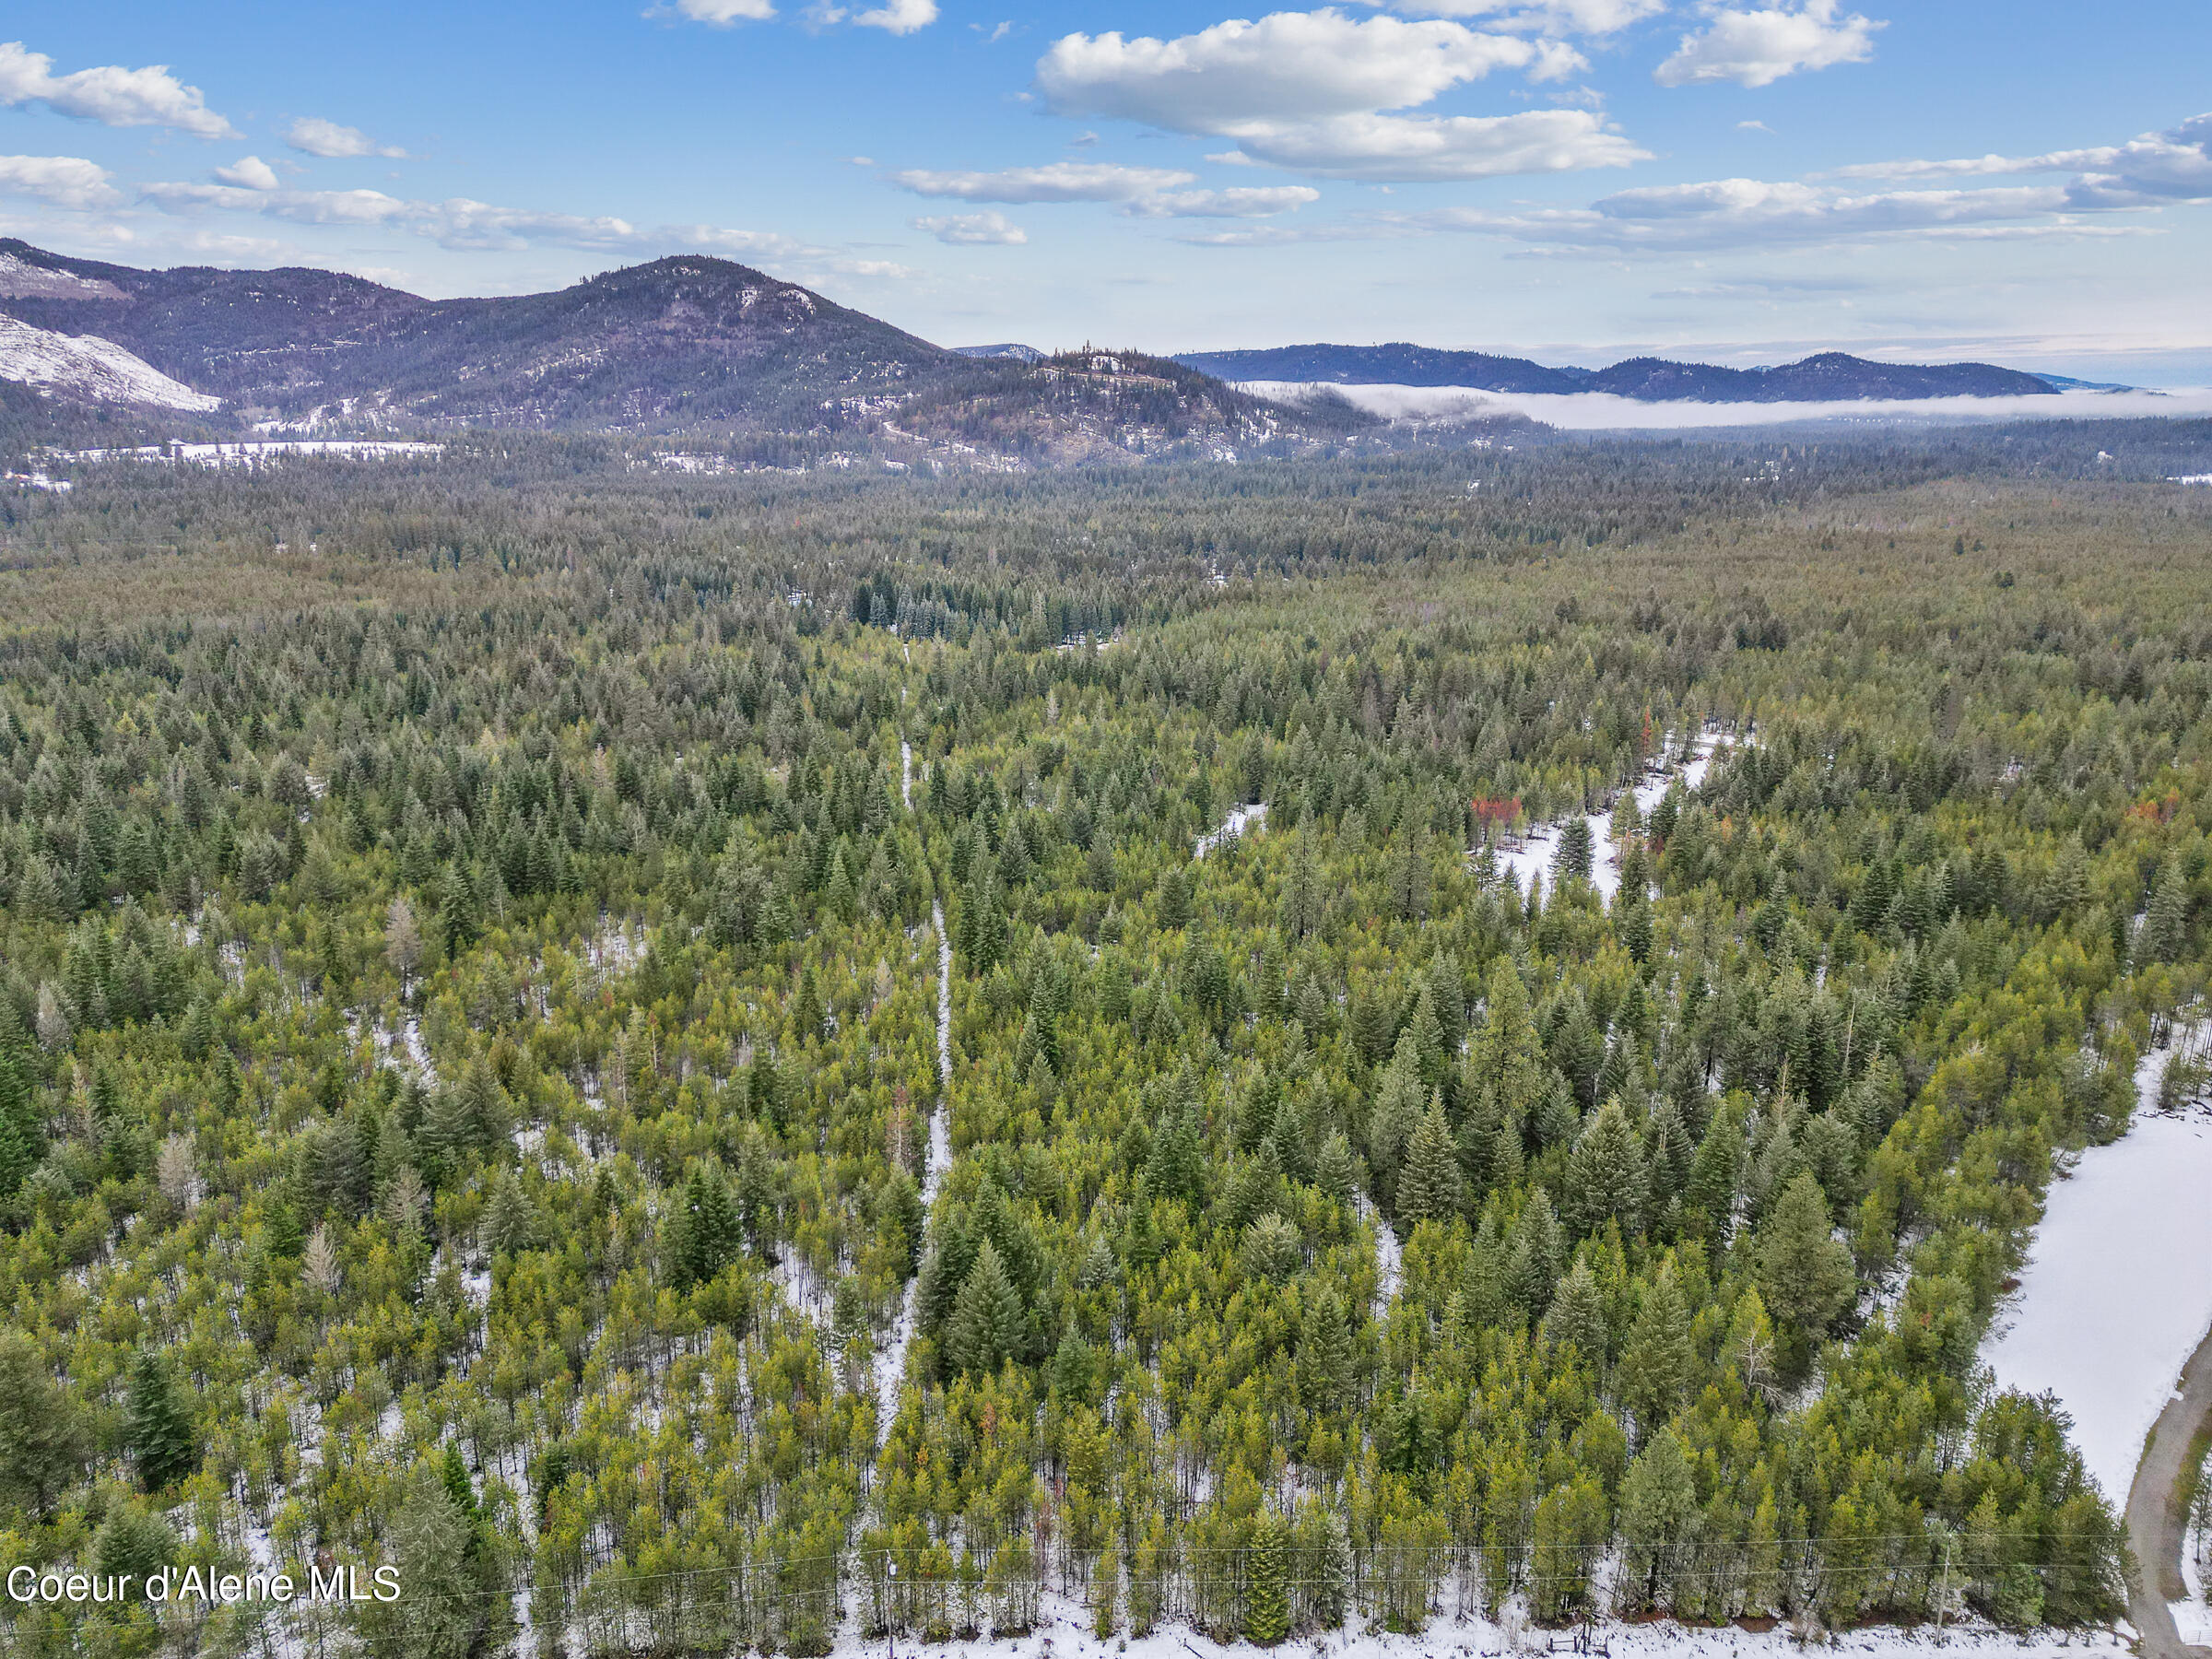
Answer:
2126 1319 2212 1658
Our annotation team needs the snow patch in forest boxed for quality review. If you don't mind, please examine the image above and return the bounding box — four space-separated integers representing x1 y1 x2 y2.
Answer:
585 917 644 979
1356 1194 1403 1318
875 908 957 1446
1980 1026 2212 1504
1195 800 1267 859
1487 729 1732 904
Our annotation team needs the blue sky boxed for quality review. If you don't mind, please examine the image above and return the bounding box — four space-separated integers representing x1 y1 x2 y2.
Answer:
4 1 2209 378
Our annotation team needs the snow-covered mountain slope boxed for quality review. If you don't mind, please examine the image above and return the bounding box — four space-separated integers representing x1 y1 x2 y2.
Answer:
0 313 219 411
0 251 126 301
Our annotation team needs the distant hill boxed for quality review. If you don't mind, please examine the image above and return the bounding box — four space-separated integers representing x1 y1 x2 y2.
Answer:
1176 343 1590 394
0 240 951 430
1176 342 2059 402
0 242 1371 461
954 343 1045 363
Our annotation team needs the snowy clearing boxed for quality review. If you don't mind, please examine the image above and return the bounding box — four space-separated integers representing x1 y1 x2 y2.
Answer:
1488 730 1731 904
1981 1028 2212 1504
1196 800 1267 858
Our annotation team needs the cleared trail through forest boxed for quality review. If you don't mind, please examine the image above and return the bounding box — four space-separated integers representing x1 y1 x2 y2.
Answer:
874 900 954 1447
2127 1324 2212 1658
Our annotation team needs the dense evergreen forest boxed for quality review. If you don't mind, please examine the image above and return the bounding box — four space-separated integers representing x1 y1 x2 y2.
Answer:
0 432 2208 1658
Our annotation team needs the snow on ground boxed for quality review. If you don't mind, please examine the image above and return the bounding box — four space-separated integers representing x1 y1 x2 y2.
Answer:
1488 730 1729 904
1981 1027 2212 1505
61 440 442 465
1195 801 1268 858
1356 1194 1403 1320
0 314 221 411
874 907 958 1445
2175 1541 2211 1645
818 1583 2128 1659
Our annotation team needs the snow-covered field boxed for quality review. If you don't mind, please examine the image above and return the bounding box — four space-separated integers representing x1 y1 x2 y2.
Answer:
816 1584 2129 1659
1981 1030 2212 1505
0 313 220 411
1241 380 2212 432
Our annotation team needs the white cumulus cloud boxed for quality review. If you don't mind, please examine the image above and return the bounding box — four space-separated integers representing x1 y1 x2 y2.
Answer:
0 154 119 209
1124 184 1322 216
913 210 1028 243
0 41 235 137
673 0 778 19
853 0 940 32
1034 10 1641 180
1038 10 1540 134
1653 0 1880 88
890 161 1198 201
212 155 281 191
283 117 407 159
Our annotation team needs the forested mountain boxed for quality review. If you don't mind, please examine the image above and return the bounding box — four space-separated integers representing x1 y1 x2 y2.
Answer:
1176 343 2059 402
0 243 1368 457
0 430 2204 1655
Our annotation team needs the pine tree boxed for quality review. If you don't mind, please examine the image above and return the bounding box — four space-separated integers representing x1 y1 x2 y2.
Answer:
1396 1094 1464 1226
1282 818 1323 940
1564 1097 1647 1239
1314 1130 1358 1207
1503 1189 1561 1316
458 1055 509 1148
1147 1082 1206 1208
1314 1505 1352 1627
2137 856 2189 966
1542 1258 1610 1365
1298 1286 1352 1412
1684 1103 1743 1239
93 1503 176 1588
0 1042 37 1202
1555 818 1594 880
1755 1171 1853 1377
361 1464 479 1659
1618 1429 1696 1613
1471 959 1547 1128
482 1167 538 1257
946 1238 1025 1374
1244 1511 1290 1644
1617 1260 1692 1432
127 1349 197 1491
0 1335 84 1516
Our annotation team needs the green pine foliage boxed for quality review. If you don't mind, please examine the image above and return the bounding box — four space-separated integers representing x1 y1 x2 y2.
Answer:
0 437 2196 1647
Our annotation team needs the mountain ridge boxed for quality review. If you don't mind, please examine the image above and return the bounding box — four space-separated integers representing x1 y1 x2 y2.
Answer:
1174 341 2061 402
0 242 1375 463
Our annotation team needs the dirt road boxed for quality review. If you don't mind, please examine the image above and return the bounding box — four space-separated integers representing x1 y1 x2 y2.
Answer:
2126 1321 2212 1657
